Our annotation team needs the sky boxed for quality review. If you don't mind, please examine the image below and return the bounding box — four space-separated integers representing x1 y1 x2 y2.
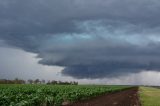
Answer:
1 0 160 85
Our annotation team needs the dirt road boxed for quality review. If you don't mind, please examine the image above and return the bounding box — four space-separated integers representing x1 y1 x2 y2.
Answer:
68 87 140 106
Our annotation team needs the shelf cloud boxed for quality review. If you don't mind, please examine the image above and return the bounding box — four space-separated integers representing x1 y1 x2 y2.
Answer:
1 0 160 79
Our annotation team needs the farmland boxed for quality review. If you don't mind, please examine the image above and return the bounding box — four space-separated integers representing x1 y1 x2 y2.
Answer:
71 87 139 106
0 84 131 106
1 85 160 106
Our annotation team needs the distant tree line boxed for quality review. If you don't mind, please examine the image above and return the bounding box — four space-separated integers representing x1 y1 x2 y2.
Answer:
46 80 78 85
0 78 78 85
0 78 25 84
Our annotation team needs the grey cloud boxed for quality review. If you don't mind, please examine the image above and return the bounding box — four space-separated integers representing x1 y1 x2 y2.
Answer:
61 62 160 79
0 0 160 34
1 0 160 79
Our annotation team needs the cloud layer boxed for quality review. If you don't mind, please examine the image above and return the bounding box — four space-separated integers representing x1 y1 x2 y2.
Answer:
1 0 160 79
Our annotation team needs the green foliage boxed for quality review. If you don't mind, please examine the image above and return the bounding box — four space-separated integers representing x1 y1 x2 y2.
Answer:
0 84 130 106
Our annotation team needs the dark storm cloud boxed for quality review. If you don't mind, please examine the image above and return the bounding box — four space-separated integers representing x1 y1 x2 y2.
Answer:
1 0 160 79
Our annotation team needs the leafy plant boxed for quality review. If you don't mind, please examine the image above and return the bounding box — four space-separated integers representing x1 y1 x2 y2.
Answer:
0 84 131 106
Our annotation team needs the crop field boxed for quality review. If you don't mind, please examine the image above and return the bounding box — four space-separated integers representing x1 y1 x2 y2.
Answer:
1 85 160 106
0 84 130 106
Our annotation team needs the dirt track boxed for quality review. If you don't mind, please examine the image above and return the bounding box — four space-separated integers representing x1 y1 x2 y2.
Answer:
68 87 140 106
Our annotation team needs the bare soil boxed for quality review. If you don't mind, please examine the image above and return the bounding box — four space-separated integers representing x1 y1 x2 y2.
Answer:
66 87 140 106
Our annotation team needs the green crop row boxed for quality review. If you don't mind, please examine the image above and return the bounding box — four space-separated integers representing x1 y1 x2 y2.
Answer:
0 84 131 106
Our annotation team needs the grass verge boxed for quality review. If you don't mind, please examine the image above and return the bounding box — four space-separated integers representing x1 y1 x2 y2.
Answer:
139 86 160 106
